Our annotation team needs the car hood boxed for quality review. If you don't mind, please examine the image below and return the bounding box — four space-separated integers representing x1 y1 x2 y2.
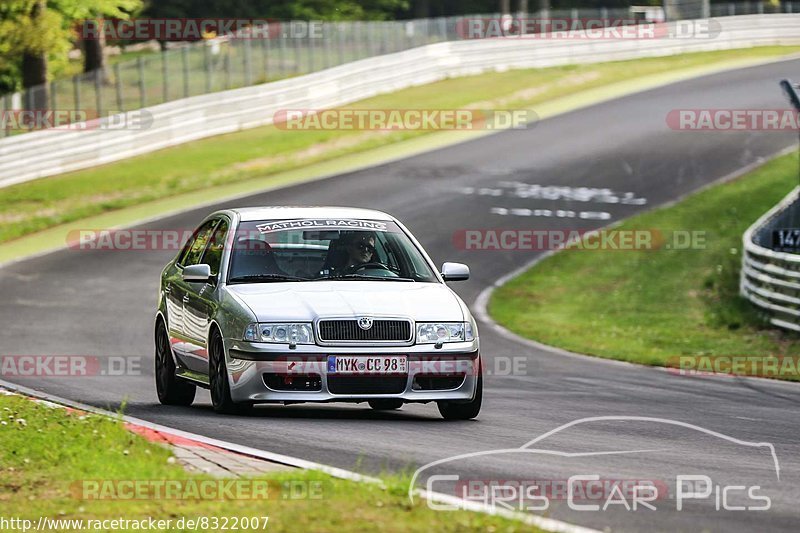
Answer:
226 281 465 322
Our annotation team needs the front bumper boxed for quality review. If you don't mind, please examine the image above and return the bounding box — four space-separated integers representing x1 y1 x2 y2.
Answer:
224 338 480 403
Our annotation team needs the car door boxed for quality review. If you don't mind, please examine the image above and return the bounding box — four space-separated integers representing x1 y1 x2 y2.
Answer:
182 218 229 374
171 219 219 371
164 263 185 347
164 229 204 357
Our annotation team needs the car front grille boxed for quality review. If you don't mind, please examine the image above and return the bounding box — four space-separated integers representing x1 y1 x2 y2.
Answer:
327 376 407 395
318 319 412 343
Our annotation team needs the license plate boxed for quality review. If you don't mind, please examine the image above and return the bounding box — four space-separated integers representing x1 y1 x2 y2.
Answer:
327 356 407 375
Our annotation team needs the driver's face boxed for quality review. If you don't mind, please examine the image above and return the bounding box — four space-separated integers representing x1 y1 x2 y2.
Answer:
347 237 375 264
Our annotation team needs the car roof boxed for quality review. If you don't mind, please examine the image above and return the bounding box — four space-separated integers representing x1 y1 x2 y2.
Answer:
229 206 396 222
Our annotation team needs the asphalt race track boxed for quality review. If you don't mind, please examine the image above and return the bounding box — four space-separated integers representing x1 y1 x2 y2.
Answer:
3 58 800 532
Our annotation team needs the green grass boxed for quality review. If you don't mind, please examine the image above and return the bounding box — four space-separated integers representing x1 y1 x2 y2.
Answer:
2 46 798 245
489 152 800 375
0 394 542 532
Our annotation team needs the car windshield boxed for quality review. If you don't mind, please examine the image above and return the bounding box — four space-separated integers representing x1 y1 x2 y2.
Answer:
227 219 439 283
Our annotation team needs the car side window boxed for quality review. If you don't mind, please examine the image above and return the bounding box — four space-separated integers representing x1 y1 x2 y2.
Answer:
200 219 229 276
180 220 218 267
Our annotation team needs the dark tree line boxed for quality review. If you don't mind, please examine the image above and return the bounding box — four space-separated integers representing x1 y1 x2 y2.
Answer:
140 0 659 21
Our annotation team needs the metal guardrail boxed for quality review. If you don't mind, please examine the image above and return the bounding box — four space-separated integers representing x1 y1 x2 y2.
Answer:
1 14 799 189
741 187 800 332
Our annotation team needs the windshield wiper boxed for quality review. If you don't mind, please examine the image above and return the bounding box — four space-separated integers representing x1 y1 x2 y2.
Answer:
229 274 308 283
314 274 415 282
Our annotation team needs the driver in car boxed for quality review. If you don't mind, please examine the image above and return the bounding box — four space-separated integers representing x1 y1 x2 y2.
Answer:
340 231 377 273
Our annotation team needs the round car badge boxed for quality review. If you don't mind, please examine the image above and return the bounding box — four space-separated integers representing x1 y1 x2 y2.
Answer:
358 317 373 330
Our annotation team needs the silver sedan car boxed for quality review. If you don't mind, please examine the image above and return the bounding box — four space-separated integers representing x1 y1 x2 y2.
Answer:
154 207 482 419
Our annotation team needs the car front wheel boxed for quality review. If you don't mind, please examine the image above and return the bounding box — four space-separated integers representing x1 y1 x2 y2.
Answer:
209 330 250 415
155 320 196 406
437 361 482 420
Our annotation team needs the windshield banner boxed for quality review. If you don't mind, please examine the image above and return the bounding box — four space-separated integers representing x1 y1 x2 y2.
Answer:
256 219 389 233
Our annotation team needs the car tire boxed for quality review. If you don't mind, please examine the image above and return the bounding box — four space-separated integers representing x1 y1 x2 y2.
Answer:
154 320 196 406
437 360 482 421
209 329 250 415
368 399 403 411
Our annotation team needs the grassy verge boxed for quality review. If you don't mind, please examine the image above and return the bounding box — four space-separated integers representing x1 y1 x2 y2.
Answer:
2 46 799 245
0 393 541 532
489 152 800 375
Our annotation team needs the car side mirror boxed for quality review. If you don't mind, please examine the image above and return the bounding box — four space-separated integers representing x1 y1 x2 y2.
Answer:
182 264 212 283
441 262 470 281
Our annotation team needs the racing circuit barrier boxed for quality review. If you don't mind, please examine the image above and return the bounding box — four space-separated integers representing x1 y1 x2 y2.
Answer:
741 186 800 332
1 14 800 189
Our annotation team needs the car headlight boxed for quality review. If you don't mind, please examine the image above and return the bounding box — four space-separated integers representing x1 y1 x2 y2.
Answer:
416 322 474 344
244 323 314 344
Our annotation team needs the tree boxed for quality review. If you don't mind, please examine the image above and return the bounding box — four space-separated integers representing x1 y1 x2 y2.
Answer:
0 0 141 99
53 0 142 75
21 1 47 97
0 0 64 105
